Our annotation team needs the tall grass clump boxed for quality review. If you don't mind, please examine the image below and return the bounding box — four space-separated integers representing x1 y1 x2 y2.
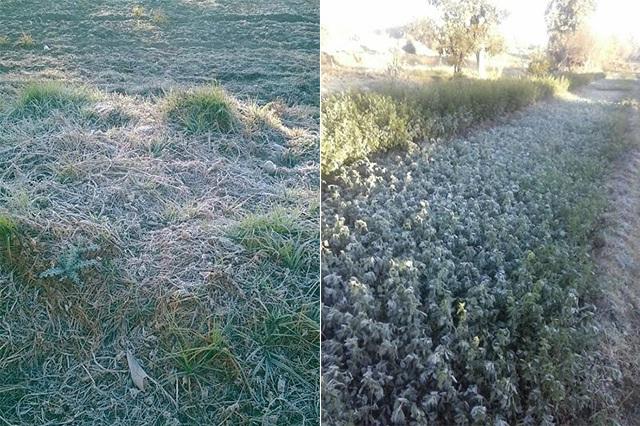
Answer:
13 82 91 117
322 77 569 175
0 215 43 286
166 85 237 134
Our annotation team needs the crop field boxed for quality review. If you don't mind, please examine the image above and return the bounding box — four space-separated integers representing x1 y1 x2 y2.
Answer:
321 76 640 424
0 1 319 425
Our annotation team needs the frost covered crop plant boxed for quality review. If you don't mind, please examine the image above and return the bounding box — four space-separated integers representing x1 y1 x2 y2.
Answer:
321 90 629 424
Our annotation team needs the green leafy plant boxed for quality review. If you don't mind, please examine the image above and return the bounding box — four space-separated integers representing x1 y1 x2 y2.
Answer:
321 85 627 424
39 243 100 285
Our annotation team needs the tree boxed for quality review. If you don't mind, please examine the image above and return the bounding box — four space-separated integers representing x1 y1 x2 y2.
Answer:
406 17 439 51
430 0 506 76
545 0 595 70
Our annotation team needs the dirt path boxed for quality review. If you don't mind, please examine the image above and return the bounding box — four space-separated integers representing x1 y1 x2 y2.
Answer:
592 77 640 425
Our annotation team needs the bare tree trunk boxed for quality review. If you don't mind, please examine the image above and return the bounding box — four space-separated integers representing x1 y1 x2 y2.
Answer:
476 48 486 78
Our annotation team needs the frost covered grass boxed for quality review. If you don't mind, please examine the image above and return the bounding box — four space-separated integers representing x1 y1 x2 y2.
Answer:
0 0 319 420
321 81 631 424
0 77 319 423
0 0 319 105
321 75 605 175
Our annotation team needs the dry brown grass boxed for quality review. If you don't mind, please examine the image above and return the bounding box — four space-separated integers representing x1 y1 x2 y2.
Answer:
591 85 640 425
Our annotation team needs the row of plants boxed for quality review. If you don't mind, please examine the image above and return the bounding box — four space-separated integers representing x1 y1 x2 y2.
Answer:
321 74 605 175
321 87 627 424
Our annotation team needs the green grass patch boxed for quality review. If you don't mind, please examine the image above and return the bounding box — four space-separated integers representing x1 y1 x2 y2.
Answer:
0 215 34 283
16 33 34 48
172 324 242 380
321 76 571 175
166 85 237 134
0 215 43 287
230 208 316 270
252 305 319 354
0 215 18 263
13 82 91 117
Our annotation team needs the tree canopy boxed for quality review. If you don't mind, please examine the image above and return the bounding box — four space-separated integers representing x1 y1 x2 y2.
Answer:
545 0 596 70
430 0 506 74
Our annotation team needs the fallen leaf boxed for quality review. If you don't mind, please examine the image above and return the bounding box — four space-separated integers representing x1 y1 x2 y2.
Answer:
126 349 149 391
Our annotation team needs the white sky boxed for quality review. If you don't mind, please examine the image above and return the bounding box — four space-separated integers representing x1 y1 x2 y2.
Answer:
321 0 640 47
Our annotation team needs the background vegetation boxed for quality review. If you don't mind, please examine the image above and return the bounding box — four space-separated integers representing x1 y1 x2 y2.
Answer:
321 73 604 174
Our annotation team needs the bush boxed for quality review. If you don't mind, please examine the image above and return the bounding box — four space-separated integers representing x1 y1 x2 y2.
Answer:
403 40 416 55
166 85 237 134
322 77 568 175
528 52 553 77
321 92 412 174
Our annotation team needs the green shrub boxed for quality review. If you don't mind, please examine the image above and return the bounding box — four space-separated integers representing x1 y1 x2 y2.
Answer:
321 92 411 174
528 52 553 77
14 82 91 116
322 77 569 175
166 85 237 134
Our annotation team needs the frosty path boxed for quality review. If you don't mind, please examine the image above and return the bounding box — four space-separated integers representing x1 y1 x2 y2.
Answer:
593 77 640 425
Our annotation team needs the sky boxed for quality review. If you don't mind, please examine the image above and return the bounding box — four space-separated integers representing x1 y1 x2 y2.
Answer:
321 0 640 47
